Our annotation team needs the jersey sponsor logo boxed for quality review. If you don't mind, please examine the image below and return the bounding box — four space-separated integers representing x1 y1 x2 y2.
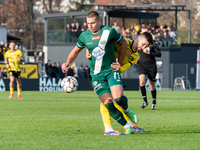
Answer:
92 46 105 60
127 48 132 55
92 36 100 40
87 42 93 45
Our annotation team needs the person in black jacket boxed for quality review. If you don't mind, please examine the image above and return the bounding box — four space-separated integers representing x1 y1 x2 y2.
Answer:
138 40 162 110
45 60 52 78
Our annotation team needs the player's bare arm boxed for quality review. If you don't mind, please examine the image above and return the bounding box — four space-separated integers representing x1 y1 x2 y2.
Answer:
62 46 83 72
118 38 127 65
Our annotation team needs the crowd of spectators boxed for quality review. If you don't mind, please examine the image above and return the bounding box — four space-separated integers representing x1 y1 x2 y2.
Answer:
111 22 177 49
43 60 89 79
66 22 88 43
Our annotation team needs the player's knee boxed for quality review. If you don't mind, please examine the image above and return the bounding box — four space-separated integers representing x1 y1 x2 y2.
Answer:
114 95 127 109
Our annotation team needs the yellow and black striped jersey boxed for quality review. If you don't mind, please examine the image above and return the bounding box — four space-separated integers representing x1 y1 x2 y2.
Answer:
114 38 139 73
5 49 23 71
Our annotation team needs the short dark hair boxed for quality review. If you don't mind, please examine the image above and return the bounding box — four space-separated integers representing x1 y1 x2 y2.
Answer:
10 41 15 44
140 32 153 45
87 11 100 21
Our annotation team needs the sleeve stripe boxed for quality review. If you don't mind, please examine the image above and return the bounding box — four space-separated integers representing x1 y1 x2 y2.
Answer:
116 34 123 43
77 43 85 49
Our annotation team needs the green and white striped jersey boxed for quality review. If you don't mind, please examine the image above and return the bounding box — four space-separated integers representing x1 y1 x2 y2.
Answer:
77 25 123 75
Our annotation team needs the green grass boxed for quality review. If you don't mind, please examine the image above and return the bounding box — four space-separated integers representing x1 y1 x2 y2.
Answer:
0 91 199 150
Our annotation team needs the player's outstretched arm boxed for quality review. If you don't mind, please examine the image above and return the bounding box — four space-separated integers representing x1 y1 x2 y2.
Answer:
62 46 83 72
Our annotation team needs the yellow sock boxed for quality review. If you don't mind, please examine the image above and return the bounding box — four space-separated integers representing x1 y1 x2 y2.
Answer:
114 104 131 122
17 88 21 94
100 103 112 128
10 87 14 94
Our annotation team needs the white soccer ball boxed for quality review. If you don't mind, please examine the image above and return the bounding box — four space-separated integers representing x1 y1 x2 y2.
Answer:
61 76 78 93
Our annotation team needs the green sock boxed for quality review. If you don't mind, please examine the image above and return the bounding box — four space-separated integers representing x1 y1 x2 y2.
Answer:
104 102 127 126
114 95 128 110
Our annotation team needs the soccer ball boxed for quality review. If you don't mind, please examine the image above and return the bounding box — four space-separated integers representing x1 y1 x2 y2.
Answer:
61 76 78 93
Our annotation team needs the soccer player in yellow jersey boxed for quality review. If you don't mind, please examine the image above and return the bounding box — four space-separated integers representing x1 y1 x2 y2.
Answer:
5 41 23 99
86 34 153 134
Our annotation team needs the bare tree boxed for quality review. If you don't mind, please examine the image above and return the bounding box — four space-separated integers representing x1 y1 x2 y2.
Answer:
2 0 35 49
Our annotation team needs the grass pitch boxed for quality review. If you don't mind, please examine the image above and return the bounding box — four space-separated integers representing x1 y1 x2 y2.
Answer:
0 91 199 150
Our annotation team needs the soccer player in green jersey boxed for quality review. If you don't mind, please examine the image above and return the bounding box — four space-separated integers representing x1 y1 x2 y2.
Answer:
62 11 148 135
86 35 153 134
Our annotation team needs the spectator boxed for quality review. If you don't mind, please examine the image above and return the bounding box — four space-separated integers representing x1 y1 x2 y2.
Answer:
36 52 44 77
167 27 177 44
162 32 171 49
169 22 176 31
81 22 88 32
140 27 148 34
33 50 38 62
3 43 9 59
155 23 160 29
125 28 132 40
132 31 139 41
130 25 135 33
72 62 78 77
155 32 163 48
45 60 53 78
57 62 63 78
148 29 155 40
78 65 85 78
112 22 120 32
140 23 146 31
161 28 167 37
75 22 82 40
67 65 75 77
2 69 9 79
159 25 164 35
52 62 59 78
83 64 89 78
71 23 76 42
163 23 168 29
120 26 126 37
66 24 71 42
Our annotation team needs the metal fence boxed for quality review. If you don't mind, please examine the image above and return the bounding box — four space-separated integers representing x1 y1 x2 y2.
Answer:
171 63 196 89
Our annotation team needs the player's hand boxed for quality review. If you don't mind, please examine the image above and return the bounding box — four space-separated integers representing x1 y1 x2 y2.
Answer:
143 47 150 54
62 63 70 73
86 50 92 60
18 56 21 61
111 58 120 71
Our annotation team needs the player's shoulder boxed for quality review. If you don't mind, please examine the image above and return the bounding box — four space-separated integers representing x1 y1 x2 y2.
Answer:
125 38 133 47
101 25 115 31
15 49 22 52
5 50 11 55
6 49 11 53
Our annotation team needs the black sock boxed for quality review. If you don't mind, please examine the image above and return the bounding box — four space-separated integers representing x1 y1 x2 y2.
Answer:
151 89 156 104
140 86 147 103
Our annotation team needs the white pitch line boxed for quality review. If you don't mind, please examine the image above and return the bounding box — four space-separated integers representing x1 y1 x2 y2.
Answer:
2 98 200 102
